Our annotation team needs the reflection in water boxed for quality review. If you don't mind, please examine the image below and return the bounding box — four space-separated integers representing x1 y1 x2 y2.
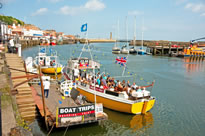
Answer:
104 108 153 132
183 57 205 73
130 112 153 132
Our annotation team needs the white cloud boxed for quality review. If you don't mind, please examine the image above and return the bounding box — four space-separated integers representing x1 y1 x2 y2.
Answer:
200 13 205 16
32 8 48 16
84 0 105 11
128 10 143 16
185 3 205 13
59 6 84 16
59 0 106 15
176 0 188 5
1 0 15 4
47 0 62 2
37 0 63 3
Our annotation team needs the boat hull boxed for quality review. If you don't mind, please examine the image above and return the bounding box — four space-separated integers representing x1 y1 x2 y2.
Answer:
41 67 62 74
138 51 146 55
77 87 155 114
129 50 137 54
121 50 129 54
112 50 121 54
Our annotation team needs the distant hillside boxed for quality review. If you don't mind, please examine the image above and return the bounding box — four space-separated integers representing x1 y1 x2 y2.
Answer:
0 15 24 25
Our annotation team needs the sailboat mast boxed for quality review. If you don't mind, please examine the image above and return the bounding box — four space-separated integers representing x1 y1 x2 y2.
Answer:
134 16 136 46
141 18 144 49
126 16 128 48
117 19 119 47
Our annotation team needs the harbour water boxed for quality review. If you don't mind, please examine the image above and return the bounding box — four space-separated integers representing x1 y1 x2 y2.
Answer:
22 43 205 136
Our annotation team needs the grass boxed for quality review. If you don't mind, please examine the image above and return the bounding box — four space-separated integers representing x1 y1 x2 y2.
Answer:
0 86 12 108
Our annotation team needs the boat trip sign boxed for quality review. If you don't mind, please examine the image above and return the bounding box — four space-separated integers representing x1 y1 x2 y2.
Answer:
58 104 95 117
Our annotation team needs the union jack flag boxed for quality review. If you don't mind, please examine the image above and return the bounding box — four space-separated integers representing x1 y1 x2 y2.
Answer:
115 57 127 66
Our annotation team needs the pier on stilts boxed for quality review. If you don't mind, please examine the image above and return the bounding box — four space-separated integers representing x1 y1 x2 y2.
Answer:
30 83 108 128
5 53 36 121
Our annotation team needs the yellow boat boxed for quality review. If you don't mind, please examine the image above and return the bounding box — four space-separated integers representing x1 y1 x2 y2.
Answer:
76 83 155 114
184 45 205 57
64 40 156 114
41 67 62 74
33 46 63 74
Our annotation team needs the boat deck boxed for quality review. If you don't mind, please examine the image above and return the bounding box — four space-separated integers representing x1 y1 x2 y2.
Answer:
32 83 108 128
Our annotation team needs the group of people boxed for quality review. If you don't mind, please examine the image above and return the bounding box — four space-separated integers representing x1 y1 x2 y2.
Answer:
73 66 147 99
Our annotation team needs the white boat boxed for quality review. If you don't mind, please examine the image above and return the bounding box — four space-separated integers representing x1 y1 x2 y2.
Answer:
121 45 129 54
112 46 121 54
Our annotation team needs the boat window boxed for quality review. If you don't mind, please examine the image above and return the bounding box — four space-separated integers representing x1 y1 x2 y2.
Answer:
105 90 119 97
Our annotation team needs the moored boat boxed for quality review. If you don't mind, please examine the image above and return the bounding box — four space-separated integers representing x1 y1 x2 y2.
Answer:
129 46 137 54
112 46 121 54
33 46 63 74
63 57 156 114
121 45 129 54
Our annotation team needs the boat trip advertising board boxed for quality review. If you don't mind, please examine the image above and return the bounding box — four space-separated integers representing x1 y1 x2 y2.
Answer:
58 104 95 117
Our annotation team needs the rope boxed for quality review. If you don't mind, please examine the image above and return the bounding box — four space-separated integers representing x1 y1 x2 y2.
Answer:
63 126 69 136
47 123 55 136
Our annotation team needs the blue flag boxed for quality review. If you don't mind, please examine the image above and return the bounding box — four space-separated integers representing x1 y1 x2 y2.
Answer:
40 47 45 53
81 23 87 32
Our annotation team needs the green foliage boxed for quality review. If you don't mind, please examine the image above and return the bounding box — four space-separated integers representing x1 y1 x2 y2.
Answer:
16 115 32 131
0 86 12 108
0 15 24 25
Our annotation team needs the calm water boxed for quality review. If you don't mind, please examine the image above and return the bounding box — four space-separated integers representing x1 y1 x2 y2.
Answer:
22 43 205 136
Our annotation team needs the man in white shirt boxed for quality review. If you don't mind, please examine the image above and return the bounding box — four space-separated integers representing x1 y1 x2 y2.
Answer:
73 66 79 81
43 79 50 98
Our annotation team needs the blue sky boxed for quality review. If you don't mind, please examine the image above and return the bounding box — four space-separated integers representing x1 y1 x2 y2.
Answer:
1 0 205 41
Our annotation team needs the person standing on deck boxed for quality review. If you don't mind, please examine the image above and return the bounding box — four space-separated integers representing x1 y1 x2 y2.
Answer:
73 66 79 81
44 79 50 98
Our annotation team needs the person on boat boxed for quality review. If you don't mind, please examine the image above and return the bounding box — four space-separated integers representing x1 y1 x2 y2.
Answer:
50 60 53 66
101 76 108 89
137 87 142 92
103 74 107 80
80 70 86 80
121 80 126 88
123 80 131 95
96 76 101 86
73 66 79 82
126 80 131 87
116 80 123 92
131 82 138 90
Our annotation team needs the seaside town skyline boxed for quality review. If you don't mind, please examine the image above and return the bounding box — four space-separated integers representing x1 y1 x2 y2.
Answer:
1 0 205 41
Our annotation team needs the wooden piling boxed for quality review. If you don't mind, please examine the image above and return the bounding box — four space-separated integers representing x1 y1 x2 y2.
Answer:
153 47 156 55
161 46 164 55
38 66 48 130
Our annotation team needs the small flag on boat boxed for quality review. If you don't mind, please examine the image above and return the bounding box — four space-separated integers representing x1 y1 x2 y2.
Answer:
81 23 87 32
40 47 45 53
115 57 127 66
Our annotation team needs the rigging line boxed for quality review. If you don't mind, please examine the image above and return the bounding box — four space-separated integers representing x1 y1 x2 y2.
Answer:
63 126 69 136
47 123 55 136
